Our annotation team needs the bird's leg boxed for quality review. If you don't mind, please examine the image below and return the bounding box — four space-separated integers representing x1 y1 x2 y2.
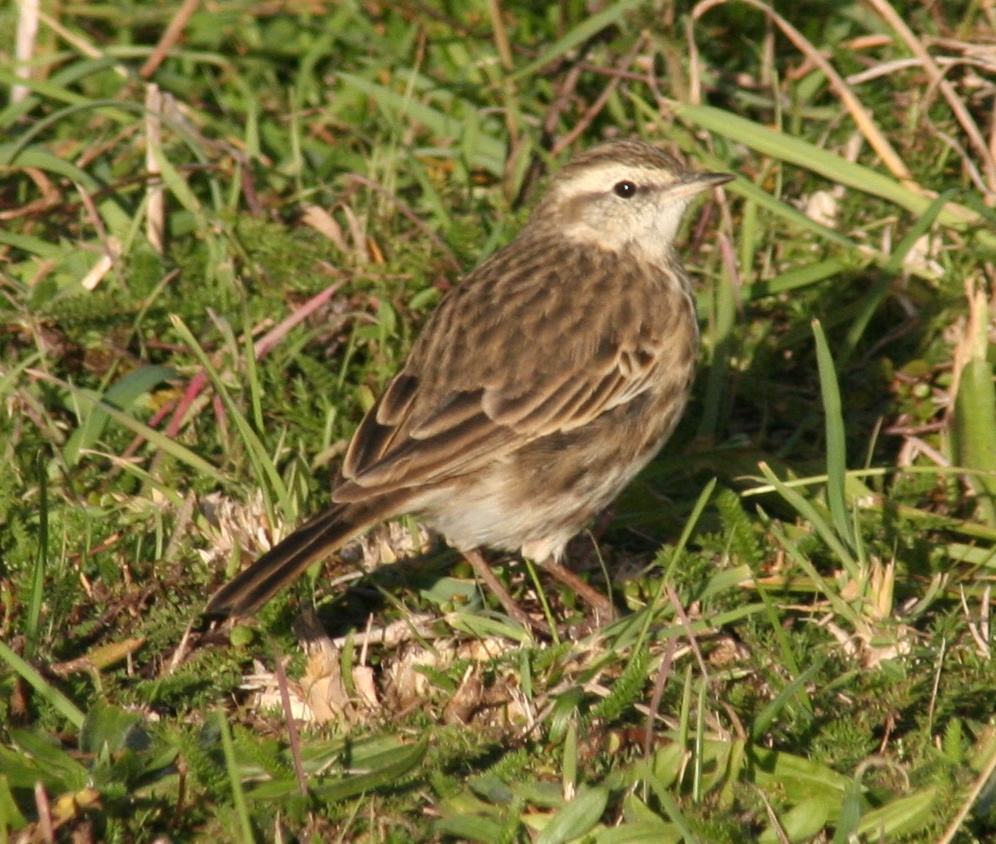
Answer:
462 549 550 634
540 557 617 623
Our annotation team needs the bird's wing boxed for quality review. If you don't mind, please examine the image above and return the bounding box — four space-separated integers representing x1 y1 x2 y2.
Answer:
336 334 672 501
334 237 689 500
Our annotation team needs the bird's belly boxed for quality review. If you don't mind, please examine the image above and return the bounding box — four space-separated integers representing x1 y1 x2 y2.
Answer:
412 391 685 561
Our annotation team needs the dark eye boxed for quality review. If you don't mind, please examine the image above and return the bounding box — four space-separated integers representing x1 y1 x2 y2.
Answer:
613 180 637 198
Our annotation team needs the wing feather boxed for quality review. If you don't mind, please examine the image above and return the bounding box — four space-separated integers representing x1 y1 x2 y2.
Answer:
335 235 685 501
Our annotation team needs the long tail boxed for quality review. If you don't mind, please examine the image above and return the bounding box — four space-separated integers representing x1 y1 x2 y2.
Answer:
205 499 394 617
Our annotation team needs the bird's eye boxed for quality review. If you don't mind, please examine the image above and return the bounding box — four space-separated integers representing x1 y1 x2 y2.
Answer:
613 181 637 198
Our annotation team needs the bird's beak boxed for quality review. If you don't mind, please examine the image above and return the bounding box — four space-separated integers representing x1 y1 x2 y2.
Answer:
668 171 735 201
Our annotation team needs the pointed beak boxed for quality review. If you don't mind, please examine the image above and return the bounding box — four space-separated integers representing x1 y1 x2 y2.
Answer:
668 171 735 201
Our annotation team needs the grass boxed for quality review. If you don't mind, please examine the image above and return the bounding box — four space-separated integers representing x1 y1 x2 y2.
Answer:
1 0 995 841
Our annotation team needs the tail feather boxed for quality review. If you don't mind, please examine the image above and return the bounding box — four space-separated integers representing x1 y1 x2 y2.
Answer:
205 500 388 616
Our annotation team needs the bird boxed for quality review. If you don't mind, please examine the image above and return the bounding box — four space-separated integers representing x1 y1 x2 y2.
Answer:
205 139 732 626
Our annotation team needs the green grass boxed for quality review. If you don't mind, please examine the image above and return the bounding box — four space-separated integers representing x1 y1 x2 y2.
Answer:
2 1 996 841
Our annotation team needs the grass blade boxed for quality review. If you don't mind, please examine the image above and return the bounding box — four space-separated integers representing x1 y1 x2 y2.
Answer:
674 103 996 247
812 319 855 552
0 640 85 729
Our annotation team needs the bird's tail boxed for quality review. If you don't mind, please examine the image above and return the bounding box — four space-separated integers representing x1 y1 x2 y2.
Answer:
205 499 394 617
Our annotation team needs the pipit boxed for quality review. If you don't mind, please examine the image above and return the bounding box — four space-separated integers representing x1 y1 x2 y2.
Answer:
206 139 732 627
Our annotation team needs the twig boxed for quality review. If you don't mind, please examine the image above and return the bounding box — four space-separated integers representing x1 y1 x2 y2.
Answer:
863 0 996 196
271 642 309 797
691 0 916 186
140 0 202 79
552 34 648 156
13 0 40 104
343 173 462 272
935 727 996 844
644 635 678 756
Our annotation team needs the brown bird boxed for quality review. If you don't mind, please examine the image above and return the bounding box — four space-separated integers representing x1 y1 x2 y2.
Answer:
206 139 732 626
